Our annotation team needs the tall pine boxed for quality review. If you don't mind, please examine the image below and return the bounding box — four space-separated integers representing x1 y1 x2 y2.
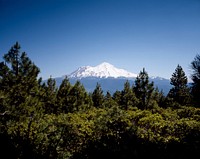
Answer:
167 65 190 105
103 91 117 108
92 83 104 108
191 54 200 107
0 42 44 159
56 77 72 113
134 68 154 109
67 81 91 112
42 76 58 114
120 81 138 110
0 42 42 120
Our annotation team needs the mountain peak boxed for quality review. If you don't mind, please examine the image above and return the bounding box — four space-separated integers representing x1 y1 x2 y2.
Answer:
68 62 137 79
97 62 114 67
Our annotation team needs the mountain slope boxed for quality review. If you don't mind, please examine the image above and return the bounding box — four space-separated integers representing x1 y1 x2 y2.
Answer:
53 76 171 95
68 62 137 78
47 62 171 95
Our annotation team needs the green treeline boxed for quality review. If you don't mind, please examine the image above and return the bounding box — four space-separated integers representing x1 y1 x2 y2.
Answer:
0 42 200 159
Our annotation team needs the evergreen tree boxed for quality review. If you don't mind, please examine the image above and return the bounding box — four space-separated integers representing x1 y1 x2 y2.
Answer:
120 81 138 110
191 54 200 107
0 42 42 120
56 77 72 113
134 68 154 109
152 87 166 108
0 42 44 159
68 81 91 112
113 90 122 106
92 83 104 108
103 91 117 108
167 65 190 105
42 76 58 114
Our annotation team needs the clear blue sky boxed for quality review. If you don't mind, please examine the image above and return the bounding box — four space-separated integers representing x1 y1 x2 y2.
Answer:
1 0 200 80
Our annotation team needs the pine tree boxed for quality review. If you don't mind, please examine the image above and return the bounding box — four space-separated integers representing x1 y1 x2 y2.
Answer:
1 42 40 89
0 42 44 158
152 87 166 108
42 76 58 114
92 83 104 108
120 81 138 110
191 54 200 107
67 81 91 112
0 42 42 120
167 64 190 105
103 91 117 108
134 68 154 109
113 90 122 106
56 77 72 113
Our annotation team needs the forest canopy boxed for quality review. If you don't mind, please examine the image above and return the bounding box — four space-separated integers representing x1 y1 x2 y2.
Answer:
0 42 200 159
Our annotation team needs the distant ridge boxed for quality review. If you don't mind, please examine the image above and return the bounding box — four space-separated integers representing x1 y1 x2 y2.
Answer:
68 62 137 79
47 62 171 95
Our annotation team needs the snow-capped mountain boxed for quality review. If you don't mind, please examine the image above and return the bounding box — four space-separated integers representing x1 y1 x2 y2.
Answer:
68 62 137 79
48 62 171 95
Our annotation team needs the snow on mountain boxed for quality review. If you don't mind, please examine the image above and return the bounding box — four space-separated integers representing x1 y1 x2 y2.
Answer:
150 76 166 80
68 62 137 79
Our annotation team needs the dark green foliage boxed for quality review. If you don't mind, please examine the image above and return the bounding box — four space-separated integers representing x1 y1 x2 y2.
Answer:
191 54 200 107
92 83 104 108
168 65 190 105
0 43 200 159
120 80 139 110
56 77 72 113
152 87 166 108
134 68 154 109
0 42 40 92
0 42 44 159
113 90 122 105
70 106 200 159
103 91 117 108
67 81 92 112
0 42 42 121
42 77 58 114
